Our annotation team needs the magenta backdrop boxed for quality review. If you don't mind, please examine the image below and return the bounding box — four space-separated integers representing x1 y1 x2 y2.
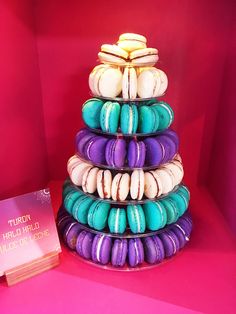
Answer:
0 1 235 232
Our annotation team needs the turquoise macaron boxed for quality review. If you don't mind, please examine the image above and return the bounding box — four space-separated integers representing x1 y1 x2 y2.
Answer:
177 184 190 201
100 101 120 133
62 184 78 199
63 190 83 214
72 195 94 224
108 208 127 234
152 101 174 130
82 98 104 128
127 205 146 233
120 104 138 134
143 201 167 231
138 105 159 133
160 198 179 224
87 200 111 230
169 192 189 216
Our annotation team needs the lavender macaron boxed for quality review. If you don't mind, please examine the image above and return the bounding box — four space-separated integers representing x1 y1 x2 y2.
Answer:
159 230 180 258
105 138 127 168
63 222 81 250
128 238 144 267
84 136 108 164
143 235 165 264
157 135 177 162
111 239 128 267
127 139 146 168
92 234 112 265
143 138 163 166
76 230 94 260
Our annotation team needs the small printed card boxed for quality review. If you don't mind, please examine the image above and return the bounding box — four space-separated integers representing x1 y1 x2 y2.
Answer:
0 189 61 277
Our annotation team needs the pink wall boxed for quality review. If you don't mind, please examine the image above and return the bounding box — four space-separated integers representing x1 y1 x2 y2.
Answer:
0 0 48 199
208 20 236 234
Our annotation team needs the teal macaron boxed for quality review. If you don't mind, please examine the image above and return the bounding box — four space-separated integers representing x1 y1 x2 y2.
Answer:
82 98 104 128
143 201 167 231
160 198 179 224
63 190 83 214
108 208 127 234
152 101 174 130
72 195 94 224
120 104 138 134
100 101 120 133
62 184 78 199
138 105 159 133
127 205 146 233
176 184 190 201
87 200 111 230
169 192 189 216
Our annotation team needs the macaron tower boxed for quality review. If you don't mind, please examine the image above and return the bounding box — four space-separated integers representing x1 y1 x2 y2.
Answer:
57 33 193 270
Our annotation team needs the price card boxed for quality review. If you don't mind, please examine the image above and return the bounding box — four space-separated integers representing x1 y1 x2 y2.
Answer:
0 189 61 285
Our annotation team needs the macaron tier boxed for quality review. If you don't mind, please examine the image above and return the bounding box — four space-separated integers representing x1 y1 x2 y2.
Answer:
63 180 190 234
57 205 192 269
82 98 174 135
59 33 192 270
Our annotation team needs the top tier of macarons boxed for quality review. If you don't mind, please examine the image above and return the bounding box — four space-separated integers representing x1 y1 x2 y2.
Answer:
89 33 168 100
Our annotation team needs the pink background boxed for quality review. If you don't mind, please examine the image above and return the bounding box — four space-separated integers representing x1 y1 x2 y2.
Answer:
0 1 236 313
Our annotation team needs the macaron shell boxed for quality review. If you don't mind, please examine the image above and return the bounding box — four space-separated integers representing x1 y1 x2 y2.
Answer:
97 169 112 199
82 167 99 193
127 140 146 167
111 239 128 267
127 205 146 233
87 201 110 230
155 169 173 194
64 190 83 214
143 201 167 231
105 138 126 168
120 104 138 134
157 69 168 96
138 106 159 133
85 137 108 164
92 235 112 264
70 163 92 186
169 193 189 216
130 169 144 200
108 208 127 234
72 196 94 224
128 238 144 267
159 230 180 257
82 98 104 128
144 138 163 166
98 67 122 98
153 102 174 130
137 68 161 98
63 222 81 250
76 230 94 259
143 235 164 264
111 173 130 201
100 101 121 133
160 198 179 224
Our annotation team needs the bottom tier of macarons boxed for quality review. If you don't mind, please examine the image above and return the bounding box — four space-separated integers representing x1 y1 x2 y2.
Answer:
57 206 192 269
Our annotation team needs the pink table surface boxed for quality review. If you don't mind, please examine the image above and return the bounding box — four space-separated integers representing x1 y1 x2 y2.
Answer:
1 181 236 314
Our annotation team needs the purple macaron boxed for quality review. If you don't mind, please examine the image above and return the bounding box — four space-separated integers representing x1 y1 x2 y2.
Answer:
91 234 112 265
157 135 177 162
111 239 128 267
57 213 76 235
159 230 180 258
143 138 164 166
143 235 165 264
84 136 108 164
127 140 146 168
128 238 144 267
76 230 94 260
76 132 96 157
63 222 81 250
105 138 127 168
162 129 179 152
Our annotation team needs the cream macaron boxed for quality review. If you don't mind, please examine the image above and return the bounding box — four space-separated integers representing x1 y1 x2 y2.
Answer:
82 167 100 194
130 169 144 200
98 44 129 66
155 168 173 194
89 64 122 98
137 67 168 98
111 173 130 201
122 67 137 99
130 48 158 67
96 169 112 199
144 171 163 199
117 33 147 52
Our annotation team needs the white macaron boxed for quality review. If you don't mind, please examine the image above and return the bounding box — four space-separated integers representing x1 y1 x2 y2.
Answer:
98 44 129 66
97 169 112 199
117 33 147 52
130 169 144 200
130 48 158 67
144 171 163 199
122 67 137 99
82 167 99 194
111 173 130 201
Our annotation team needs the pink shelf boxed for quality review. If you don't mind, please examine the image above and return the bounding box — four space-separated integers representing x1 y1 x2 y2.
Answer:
1 181 235 314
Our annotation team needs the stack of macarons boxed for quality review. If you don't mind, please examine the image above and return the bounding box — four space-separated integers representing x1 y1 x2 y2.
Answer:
57 206 192 268
82 98 174 134
67 154 184 201
89 33 168 99
62 180 190 234
58 33 192 270
75 128 179 168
